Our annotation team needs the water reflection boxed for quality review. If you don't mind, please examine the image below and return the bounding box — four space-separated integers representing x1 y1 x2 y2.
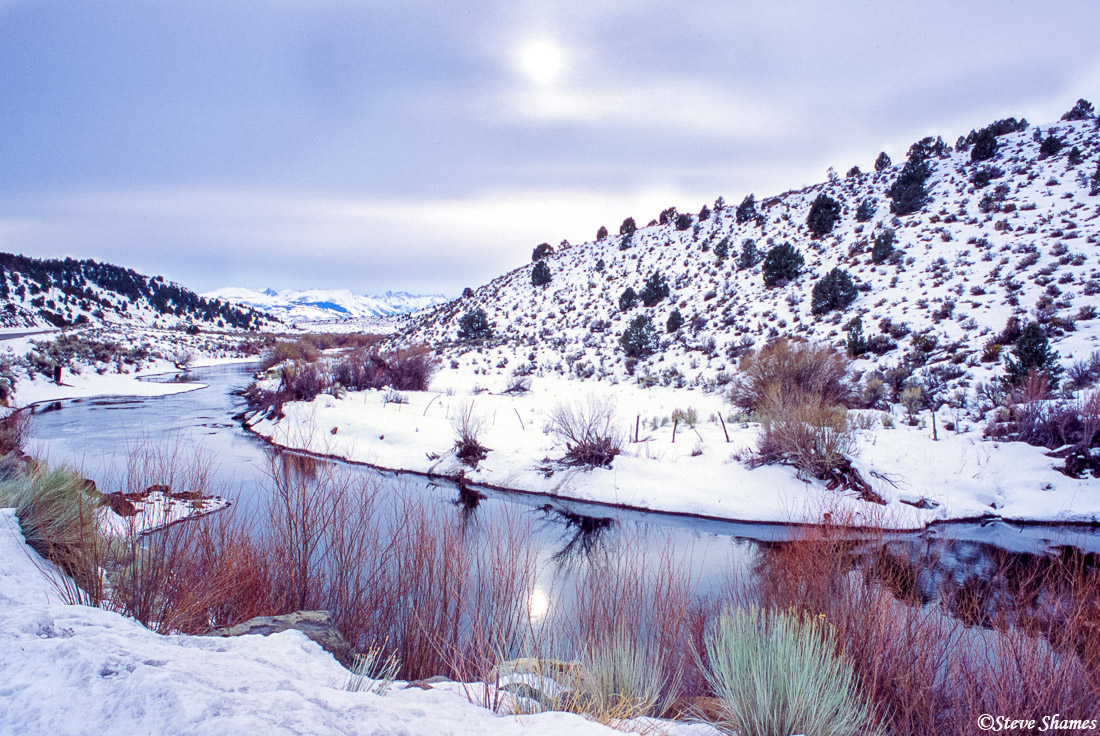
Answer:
538 505 615 565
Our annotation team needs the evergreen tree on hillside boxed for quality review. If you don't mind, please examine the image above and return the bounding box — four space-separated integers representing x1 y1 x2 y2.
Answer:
1040 133 1063 157
806 193 841 237
970 128 998 162
1003 322 1062 389
736 194 758 224
871 229 896 264
713 237 729 260
532 243 554 261
761 243 803 287
674 212 693 230
618 287 638 312
639 270 670 307
855 197 877 222
845 317 868 358
666 309 684 333
1061 98 1095 121
887 157 932 216
457 308 492 340
874 152 892 172
619 217 637 236
597 225 608 240
620 314 658 357
811 268 858 315
531 260 552 287
737 239 762 271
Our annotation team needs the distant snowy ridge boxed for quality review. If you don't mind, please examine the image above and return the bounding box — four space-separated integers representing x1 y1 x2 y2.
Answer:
205 286 450 324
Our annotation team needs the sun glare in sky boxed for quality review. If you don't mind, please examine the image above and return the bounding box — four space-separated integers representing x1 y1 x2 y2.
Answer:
515 38 566 85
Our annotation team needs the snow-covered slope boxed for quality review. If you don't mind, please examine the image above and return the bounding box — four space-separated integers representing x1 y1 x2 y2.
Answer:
396 115 1100 391
205 287 449 324
0 253 273 332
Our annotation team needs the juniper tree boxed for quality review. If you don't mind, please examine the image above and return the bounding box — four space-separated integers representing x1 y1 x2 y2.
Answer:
639 270 670 307
531 260 552 287
737 239 761 270
666 309 684 333
618 287 638 311
457 308 492 340
874 152 891 172
1003 322 1062 389
619 217 637 236
1061 98 1095 121
806 193 841 237
871 229 896 264
735 194 758 224
855 198 877 223
596 225 609 240
761 243 803 287
810 268 858 315
714 237 730 261
845 317 868 357
970 128 998 162
620 314 658 357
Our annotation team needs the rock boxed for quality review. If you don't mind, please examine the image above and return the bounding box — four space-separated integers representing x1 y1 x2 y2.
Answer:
103 492 138 517
207 611 354 668
403 675 450 690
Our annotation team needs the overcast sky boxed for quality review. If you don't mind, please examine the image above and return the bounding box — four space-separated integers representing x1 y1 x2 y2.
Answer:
1 1 1098 296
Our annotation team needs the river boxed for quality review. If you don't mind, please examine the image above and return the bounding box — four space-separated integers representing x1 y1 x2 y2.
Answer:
25 362 1100 621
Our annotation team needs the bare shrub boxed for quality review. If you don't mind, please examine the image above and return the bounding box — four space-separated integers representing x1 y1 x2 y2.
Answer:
753 385 857 479
0 409 30 458
731 339 854 413
452 402 489 466
548 397 623 468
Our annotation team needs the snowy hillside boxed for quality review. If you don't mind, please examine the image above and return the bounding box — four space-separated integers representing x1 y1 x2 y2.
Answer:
0 253 272 331
397 114 1100 391
205 286 449 325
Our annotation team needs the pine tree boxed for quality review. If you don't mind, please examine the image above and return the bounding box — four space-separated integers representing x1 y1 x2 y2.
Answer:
737 239 761 270
806 193 841 237
639 270 670 307
735 194 758 224
618 287 638 312
620 315 659 357
1061 98 1095 121
457 308 492 340
531 260 551 287
871 229 896 264
811 268 858 315
845 317 868 357
666 309 684 333
874 152 891 172
596 225 608 240
619 217 637 236
970 128 997 162
855 198 877 222
1003 322 1062 388
761 243 803 287
714 237 729 261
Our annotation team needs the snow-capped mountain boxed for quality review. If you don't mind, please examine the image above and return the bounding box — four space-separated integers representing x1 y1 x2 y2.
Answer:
203 287 450 324
395 108 1100 392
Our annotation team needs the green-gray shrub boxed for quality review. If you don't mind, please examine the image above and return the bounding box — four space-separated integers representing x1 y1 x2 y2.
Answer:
703 607 883 736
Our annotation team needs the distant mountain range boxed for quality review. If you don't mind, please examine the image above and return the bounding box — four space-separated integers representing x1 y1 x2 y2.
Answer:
203 287 450 324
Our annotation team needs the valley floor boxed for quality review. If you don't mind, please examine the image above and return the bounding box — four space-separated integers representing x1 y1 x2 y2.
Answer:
247 369 1100 529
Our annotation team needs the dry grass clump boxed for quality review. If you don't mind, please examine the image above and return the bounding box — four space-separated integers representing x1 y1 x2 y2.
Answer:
753 385 857 479
452 402 490 466
730 339 858 479
0 409 29 459
730 338 854 413
548 397 623 468
0 462 105 603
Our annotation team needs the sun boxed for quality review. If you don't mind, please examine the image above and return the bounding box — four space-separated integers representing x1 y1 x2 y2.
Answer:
515 38 566 85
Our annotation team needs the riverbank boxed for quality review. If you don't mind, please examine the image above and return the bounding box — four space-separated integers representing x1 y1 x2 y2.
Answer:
246 371 1100 530
0 508 714 736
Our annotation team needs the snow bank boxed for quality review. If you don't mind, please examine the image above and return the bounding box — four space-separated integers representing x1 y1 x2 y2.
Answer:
1 509 718 735
248 372 1100 529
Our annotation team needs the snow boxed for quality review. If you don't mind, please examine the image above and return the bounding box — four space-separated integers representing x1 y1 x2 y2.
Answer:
96 487 232 538
204 286 449 325
0 508 719 736
247 371 1100 529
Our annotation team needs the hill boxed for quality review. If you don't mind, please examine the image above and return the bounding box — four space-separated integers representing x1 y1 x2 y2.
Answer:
397 110 1100 394
0 253 272 331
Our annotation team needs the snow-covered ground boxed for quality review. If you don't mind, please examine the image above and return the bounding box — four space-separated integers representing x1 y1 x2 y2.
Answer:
0 508 719 736
247 370 1100 529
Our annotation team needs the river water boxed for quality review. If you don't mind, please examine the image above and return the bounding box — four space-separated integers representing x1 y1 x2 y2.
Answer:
25 362 1100 619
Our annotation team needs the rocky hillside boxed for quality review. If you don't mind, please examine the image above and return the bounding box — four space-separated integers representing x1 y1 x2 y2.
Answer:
0 253 273 331
397 106 1100 393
